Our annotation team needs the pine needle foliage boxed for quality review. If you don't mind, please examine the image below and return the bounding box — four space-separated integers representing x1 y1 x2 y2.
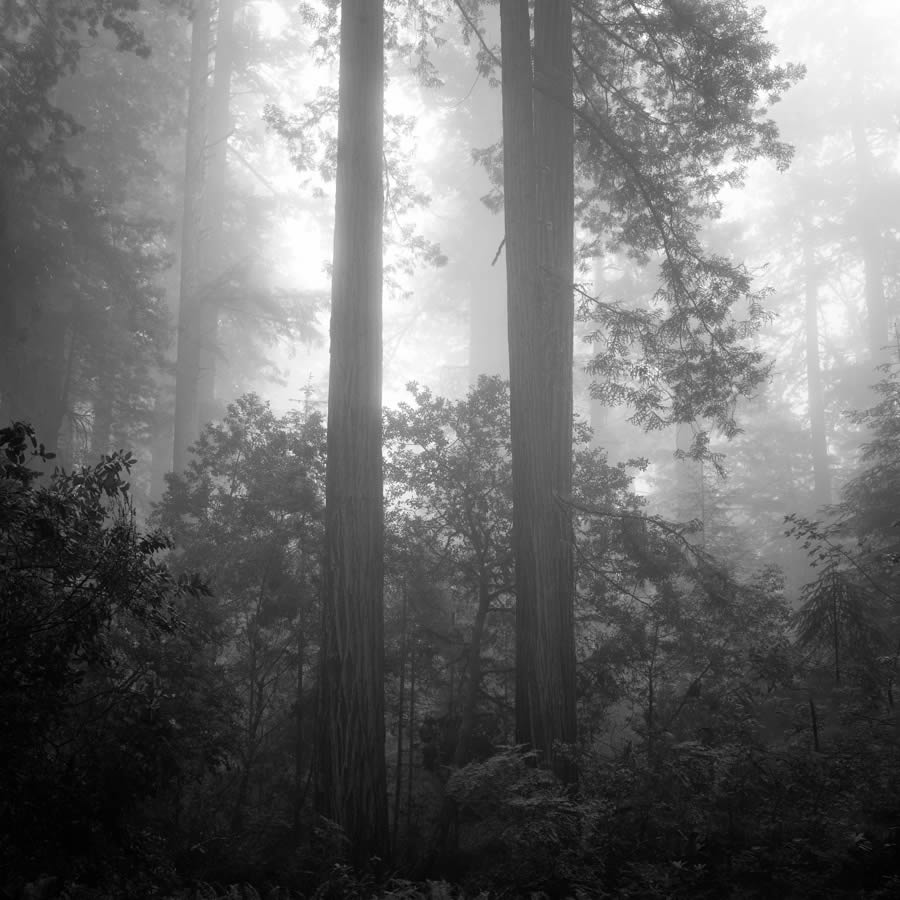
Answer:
794 561 887 686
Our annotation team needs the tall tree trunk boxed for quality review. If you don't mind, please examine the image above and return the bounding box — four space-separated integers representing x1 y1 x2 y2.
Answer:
91 388 113 458
149 392 170 502
197 0 237 427
316 0 388 864
849 79 887 365
453 569 491 765
534 7 576 755
91 284 130 458
173 0 211 472
0 170 14 423
500 0 577 784
293 620 305 834
392 585 408 854
151 265 181 499
803 230 831 508
406 641 416 831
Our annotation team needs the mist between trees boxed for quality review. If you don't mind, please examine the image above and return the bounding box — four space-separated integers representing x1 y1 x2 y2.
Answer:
2 0 900 897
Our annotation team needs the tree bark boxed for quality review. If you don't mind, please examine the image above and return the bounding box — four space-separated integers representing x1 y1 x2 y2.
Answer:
453 569 491 766
392 585 407 854
316 0 388 864
91 387 113 458
406 636 416 835
197 0 237 428
501 0 577 785
293 620 305 834
849 78 888 365
803 230 831 508
173 0 211 472
0 170 14 424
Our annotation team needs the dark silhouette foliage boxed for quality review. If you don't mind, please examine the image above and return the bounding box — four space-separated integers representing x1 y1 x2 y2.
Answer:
0 423 232 895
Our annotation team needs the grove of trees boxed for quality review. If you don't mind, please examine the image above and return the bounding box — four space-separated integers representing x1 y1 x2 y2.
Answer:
2 0 900 897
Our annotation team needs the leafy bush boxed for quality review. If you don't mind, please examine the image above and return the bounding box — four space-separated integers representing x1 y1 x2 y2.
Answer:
152 395 325 881
0 423 232 894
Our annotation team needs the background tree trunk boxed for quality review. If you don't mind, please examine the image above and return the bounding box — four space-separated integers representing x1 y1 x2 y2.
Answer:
173 0 211 472
849 73 888 366
197 0 237 428
315 0 388 864
392 585 407 854
803 230 831 508
453 570 490 766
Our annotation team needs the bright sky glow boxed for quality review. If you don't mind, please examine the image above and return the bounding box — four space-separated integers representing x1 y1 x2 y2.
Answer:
251 0 289 38
256 0 900 433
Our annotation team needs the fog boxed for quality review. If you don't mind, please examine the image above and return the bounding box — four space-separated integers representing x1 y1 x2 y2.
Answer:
2 0 900 895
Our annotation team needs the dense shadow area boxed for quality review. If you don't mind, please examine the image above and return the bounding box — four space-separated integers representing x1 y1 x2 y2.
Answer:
3 375 900 898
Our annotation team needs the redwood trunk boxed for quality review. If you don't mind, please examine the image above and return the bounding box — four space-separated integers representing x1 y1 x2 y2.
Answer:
316 0 388 863
197 0 237 427
453 570 491 766
849 82 887 364
501 0 577 784
803 231 831 507
173 0 211 472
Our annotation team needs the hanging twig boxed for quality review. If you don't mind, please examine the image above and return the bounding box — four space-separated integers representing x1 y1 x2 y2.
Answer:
491 237 506 267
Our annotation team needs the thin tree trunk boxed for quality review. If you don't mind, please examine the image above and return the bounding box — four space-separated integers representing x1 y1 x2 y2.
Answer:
808 696 820 752
392 586 408 854
91 390 113 458
316 0 388 865
646 624 659 759
406 637 416 839
454 570 491 765
293 620 305 834
0 169 14 424
832 581 841 686
149 391 171 502
173 0 211 472
803 230 831 508
91 291 127 457
500 0 577 784
232 624 261 832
